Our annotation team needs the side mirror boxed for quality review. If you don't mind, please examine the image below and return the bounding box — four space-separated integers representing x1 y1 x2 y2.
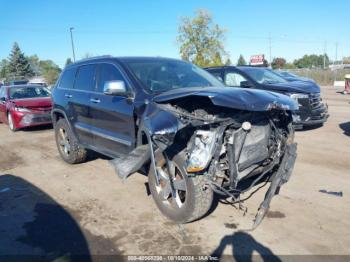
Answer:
103 80 128 96
240 81 253 88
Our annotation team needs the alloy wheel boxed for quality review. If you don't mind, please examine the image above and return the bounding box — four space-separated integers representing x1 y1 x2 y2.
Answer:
8 113 15 131
155 161 187 209
58 127 71 157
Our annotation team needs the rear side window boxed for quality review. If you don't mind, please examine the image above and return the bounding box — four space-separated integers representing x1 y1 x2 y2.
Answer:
74 65 97 91
225 72 247 87
58 67 77 89
97 64 126 92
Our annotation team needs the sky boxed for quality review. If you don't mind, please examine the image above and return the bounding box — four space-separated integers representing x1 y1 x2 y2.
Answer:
0 0 349 68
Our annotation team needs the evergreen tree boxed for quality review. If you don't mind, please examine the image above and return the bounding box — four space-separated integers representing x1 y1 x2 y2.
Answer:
237 54 247 66
65 58 73 67
224 58 232 66
8 42 34 78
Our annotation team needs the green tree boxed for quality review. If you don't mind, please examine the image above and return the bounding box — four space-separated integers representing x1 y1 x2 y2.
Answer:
8 42 34 78
293 54 329 69
65 58 73 66
27 55 41 75
343 56 350 64
271 57 286 69
177 9 228 67
237 54 247 66
39 60 61 85
0 59 10 79
225 58 232 65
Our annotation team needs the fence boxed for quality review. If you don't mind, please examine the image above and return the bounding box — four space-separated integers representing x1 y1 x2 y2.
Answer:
286 68 350 86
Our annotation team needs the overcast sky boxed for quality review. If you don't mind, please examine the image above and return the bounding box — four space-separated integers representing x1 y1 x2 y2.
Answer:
1 0 349 68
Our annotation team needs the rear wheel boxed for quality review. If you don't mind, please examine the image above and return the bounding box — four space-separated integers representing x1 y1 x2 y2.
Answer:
8 112 17 132
55 118 88 164
148 150 213 223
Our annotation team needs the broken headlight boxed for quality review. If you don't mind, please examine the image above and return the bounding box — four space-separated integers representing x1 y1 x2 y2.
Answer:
186 130 216 173
289 93 309 100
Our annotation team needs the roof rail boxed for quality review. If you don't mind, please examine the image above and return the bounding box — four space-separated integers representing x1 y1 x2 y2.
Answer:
75 55 113 63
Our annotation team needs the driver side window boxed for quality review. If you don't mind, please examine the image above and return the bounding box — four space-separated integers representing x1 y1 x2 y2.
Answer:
225 72 246 87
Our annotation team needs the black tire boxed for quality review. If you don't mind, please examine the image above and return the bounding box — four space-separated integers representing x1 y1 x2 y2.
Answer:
8 112 17 132
148 151 213 223
55 118 87 164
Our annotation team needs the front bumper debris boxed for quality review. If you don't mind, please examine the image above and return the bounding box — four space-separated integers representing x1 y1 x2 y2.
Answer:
253 142 297 229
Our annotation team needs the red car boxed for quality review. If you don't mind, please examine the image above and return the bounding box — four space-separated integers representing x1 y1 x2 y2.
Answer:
0 85 52 131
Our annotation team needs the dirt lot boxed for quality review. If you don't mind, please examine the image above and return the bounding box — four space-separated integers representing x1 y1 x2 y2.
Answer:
0 86 349 260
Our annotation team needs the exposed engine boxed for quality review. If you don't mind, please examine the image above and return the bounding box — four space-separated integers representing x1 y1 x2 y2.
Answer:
157 97 294 195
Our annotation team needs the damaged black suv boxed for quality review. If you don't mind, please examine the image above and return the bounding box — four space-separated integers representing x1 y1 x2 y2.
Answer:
52 57 298 227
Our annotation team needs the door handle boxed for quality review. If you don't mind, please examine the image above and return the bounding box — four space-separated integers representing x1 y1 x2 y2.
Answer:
90 98 100 103
65 94 73 98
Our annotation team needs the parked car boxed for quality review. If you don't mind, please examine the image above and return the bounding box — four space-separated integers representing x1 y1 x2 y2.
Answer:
51 56 298 227
205 66 329 129
0 85 52 131
273 70 315 83
8 79 29 86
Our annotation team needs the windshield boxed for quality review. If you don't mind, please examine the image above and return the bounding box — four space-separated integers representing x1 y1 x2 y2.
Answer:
9 86 50 99
240 67 288 84
124 59 224 93
275 71 298 78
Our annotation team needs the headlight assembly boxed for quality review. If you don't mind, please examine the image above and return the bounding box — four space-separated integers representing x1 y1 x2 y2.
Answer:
14 106 31 112
289 93 309 100
186 130 217 173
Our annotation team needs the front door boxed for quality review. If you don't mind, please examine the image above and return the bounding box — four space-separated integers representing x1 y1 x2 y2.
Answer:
89 63 135 157
69 64 97 146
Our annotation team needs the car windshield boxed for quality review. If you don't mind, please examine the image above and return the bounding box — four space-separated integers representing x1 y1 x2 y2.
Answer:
9 86 50 99
275 71 297 78
240 67 288 84
124 59 224 93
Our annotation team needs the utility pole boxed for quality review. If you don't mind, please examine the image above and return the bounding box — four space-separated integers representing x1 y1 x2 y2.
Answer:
323 41 327 69
70 27 76 62
268 32 272 66
335 42 338 64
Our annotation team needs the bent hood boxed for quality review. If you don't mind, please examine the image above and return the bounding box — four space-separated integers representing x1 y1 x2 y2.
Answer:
153 87 298 111
12 97 52 109
262 81 320 94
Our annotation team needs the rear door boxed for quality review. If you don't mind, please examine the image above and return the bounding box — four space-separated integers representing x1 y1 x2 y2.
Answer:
69 64 97 146
89 63 135 157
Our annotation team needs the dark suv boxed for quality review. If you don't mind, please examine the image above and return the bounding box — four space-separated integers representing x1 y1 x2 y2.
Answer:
52 56 298 227
205 66 329 129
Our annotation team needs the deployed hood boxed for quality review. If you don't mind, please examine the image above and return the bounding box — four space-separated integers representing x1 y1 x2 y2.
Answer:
261 80 320 94
153 86 298 111
12 97 52 109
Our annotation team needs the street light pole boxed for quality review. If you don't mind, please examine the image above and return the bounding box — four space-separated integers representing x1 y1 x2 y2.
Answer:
268 32 272 66
70 27 76 62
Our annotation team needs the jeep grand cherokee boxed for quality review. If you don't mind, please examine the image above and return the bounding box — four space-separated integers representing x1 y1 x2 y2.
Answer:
51 56 298 227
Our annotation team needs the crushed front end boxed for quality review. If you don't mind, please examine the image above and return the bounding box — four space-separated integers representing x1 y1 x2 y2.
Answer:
147 95 297 228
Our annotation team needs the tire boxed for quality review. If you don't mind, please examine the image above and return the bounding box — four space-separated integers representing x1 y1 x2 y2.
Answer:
54 118 88 164
8 112 17 132
148 151 213 223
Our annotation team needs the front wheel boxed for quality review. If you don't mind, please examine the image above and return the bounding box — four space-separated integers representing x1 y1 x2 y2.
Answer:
54 118 88 164
8 112 17 132
148 151 213 223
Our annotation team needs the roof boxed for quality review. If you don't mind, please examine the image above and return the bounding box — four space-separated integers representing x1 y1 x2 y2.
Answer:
64 56 186 69
2 84 45 89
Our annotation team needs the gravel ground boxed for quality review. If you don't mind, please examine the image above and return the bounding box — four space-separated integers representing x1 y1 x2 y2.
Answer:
0 86 349 260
